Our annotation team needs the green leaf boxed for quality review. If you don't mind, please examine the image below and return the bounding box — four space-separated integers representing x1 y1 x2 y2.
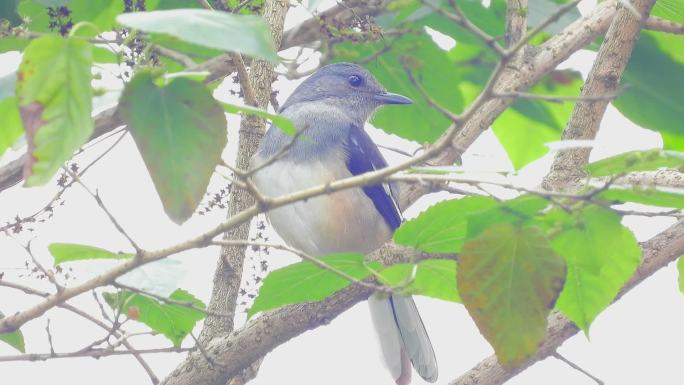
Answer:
92 46 118 63
419 0 506 46
528 0 581 34
33 0 70 6
652 0 684 24
221 102 296 136
678 256 684 293
458 224 566 367
379 259 460 302
554 206 640 333
393 196 498 253
0 0 21 26
0 311 25 353
597 187 684 209
119 71 227 224
0 37 30 54
19 0 125 33
492 72 583 170
466 194 549 239
116 9 278 62
0 97 23 158
16 35 93 186
48 243 133 266
586 149 684 176
332 33 465 143
612 33 684 149
248 253 381 318
103 289 205 347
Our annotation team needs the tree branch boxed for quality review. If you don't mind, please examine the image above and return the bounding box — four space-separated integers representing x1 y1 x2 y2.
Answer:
0 280 160 384
505 0 528 47
543 0 657 192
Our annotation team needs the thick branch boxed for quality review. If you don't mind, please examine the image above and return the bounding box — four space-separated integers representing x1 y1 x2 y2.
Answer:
505 0 528 47
198 0 288 347
542 0 657 191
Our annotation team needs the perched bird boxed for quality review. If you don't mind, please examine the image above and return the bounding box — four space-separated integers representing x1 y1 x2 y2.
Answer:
251 62 438 385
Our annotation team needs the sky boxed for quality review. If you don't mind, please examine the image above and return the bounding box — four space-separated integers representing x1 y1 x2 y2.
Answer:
1 1 683 385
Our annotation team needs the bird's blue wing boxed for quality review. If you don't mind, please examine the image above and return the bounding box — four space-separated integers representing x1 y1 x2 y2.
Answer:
345 125 402 231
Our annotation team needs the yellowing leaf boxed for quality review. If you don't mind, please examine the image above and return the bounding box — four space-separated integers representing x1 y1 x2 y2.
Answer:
458 224 566 367
16 35 93 186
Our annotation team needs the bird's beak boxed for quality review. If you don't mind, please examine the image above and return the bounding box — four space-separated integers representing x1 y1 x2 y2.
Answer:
374 91 413 105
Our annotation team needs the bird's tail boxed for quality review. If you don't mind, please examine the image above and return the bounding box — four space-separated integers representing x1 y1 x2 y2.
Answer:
368 294 438 385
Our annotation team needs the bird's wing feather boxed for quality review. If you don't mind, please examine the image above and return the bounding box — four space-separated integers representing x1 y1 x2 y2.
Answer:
344 124 402 231
390 295 438 383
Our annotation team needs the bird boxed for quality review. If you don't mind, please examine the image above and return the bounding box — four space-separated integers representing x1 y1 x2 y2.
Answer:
251 62 438 385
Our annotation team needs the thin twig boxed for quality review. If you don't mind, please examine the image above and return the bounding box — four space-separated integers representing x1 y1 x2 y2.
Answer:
45 319 55 355
644 16 684 34
552 352 605 385
0 347 192 362
23 241 63 291
493 90 624 103
423 0 506 56
400 58 462 123
153 45 197 67
65 169 141 252
190 332 226 369
212 240 391 294
505 0 583 57
245 127 310 177
113 282 233 319
230 52 258 106
0 281 160 384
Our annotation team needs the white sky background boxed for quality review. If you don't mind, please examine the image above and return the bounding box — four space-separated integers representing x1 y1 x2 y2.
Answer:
1 1 683 384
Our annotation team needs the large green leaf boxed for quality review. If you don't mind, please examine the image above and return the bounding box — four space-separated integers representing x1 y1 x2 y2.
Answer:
651 0 684 24
103 288 205 347
248 253 381 318
116 9 278 62
492 72 583 170
16 35 93 186
48 243 133 266
332 33 465 143
458 224 566 367
0 0 21 26
0 97 23 158
585 149 684 176
378 259 460 302
119 71 227 224
597 187 684 209
19 0 125 33
553 206 640 333
612 33 684 149
0 37 30 54
0 311 25 353
393 196 498 253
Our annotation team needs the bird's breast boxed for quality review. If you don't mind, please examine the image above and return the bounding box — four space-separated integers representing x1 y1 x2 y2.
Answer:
251 153 392 257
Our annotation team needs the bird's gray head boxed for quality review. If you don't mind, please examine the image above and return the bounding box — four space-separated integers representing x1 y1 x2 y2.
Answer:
280 63 412 123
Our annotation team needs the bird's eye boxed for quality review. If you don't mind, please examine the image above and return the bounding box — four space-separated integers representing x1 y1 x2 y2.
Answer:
348 75 363 87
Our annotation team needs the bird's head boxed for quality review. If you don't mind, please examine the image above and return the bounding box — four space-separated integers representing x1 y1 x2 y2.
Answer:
281 62 412 123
